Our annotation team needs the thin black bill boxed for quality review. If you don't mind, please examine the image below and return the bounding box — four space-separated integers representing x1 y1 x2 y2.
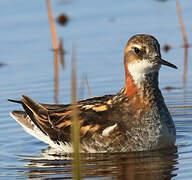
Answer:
157 57 177 69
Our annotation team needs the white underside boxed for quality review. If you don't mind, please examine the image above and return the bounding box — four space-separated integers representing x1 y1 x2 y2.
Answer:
11 113 74 152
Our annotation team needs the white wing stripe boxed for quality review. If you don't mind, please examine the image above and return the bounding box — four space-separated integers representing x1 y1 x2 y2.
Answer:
102 124 117 137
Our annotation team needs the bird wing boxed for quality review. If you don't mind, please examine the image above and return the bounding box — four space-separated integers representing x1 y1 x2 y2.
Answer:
10 94 121 145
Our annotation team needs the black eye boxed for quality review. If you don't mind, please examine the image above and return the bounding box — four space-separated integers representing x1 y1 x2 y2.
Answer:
133 47 140 54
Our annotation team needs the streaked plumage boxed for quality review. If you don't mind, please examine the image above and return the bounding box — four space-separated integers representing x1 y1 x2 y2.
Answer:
10 34 177 152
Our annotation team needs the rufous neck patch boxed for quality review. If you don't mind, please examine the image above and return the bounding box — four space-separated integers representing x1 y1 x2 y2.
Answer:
124 63 139 98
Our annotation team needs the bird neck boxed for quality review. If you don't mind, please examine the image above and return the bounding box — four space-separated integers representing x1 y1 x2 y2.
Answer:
124 63 160 99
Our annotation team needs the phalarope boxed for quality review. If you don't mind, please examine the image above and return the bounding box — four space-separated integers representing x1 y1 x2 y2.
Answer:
9 34 177 153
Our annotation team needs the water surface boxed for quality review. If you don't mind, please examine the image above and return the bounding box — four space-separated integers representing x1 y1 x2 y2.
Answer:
0 0 192 179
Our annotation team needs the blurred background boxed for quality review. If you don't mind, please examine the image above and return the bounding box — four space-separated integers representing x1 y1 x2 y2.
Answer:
0 0 192 179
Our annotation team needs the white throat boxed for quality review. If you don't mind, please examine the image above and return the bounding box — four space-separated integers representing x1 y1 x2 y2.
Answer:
128 60 156 85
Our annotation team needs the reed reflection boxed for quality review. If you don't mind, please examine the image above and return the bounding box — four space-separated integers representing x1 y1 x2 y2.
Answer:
53 44 65 104
54 50 59 104
183 47 188 89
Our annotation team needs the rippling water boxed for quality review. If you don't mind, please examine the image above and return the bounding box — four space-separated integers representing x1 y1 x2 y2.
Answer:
1 0 192 179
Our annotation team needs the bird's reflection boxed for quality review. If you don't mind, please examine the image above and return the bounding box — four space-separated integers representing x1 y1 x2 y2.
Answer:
20 147 178 180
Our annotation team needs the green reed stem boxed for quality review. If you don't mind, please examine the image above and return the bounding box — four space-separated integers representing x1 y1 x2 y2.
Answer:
71 44 82 180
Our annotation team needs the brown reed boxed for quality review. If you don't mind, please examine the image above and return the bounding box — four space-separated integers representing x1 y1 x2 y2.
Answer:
176 0 189 48
46 0 59 50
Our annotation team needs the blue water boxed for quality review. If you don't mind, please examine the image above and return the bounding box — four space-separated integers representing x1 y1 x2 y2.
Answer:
0 0 192 179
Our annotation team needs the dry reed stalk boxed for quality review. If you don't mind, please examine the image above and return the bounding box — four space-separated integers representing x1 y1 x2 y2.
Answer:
71 43 82 180
176 0 189 47
46 0 59 50
85 75 92 98
54 50 59 103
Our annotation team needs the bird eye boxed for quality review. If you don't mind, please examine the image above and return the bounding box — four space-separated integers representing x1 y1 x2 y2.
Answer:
133 47 140 54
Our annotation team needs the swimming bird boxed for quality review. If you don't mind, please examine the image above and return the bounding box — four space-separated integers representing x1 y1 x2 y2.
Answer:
9 34 177 153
